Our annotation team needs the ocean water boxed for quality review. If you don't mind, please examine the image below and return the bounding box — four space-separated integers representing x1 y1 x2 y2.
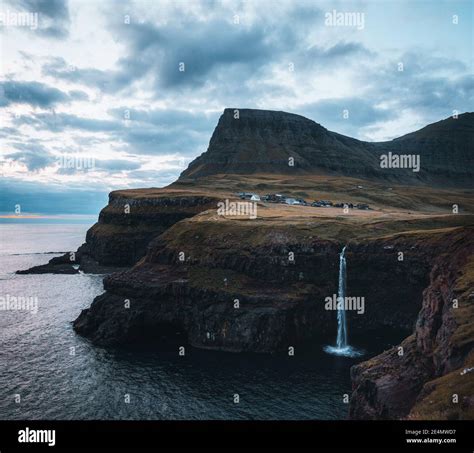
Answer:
0 223 401 420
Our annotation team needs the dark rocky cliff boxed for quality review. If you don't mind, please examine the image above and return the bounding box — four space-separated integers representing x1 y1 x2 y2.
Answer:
73 216 470 350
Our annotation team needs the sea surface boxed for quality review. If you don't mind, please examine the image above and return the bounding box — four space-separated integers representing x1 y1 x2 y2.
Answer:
0 222 402 420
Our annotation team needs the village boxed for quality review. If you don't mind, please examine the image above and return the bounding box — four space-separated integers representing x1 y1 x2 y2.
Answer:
236 192 371 210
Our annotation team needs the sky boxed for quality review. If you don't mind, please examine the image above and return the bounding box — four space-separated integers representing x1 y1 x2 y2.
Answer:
0 0 473 214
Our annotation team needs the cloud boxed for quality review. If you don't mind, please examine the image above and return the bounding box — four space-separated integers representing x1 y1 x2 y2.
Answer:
41 5 321 95
42 57 124 93
13 111 119 132
0 81 87 108
107 107 217 132
4 142 56 170
6 0 70 38
12 109 216 156
305 41 373 63
55 158 142 175
301 97 394 131
297 50 474 137
354 53 474 124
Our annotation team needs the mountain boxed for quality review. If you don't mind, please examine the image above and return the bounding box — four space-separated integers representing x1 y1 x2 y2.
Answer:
378 112 474 181
180 109 474 186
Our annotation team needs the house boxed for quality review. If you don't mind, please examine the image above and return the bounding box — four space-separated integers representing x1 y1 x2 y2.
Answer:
312 200 333 207
262 193 285 203
284 198 308 206
238 192 260 200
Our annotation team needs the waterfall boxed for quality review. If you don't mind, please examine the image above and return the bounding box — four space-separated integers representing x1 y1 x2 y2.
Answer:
336 246 348 349
323 245 363 357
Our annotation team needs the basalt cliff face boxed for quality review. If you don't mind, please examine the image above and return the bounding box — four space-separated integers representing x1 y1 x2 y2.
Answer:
181 109 382 180
73 217 474 419
73 218 445 349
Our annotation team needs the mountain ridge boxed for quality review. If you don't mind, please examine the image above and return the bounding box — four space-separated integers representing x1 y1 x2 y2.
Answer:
180 109 474 186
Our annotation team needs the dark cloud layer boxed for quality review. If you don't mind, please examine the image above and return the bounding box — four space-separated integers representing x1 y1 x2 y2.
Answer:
41 6 321 95
0 81 87 107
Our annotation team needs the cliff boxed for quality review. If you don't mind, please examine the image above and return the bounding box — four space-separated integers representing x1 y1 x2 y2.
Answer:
73 210 473 348
17 189 220 274
350 229 474 420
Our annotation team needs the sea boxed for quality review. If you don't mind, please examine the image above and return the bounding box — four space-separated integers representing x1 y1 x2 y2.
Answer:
0 219 403 420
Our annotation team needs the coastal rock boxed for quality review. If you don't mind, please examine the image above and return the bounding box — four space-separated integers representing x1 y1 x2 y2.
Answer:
349 227 474 419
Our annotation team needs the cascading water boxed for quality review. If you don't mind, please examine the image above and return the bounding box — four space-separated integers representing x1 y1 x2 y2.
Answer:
324 246 363 357
336 246 348 349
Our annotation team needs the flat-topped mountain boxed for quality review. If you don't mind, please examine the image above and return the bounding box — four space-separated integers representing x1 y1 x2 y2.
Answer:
180 109 474 186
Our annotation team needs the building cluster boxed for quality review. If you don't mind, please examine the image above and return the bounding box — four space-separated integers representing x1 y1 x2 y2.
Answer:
237 192 370 210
